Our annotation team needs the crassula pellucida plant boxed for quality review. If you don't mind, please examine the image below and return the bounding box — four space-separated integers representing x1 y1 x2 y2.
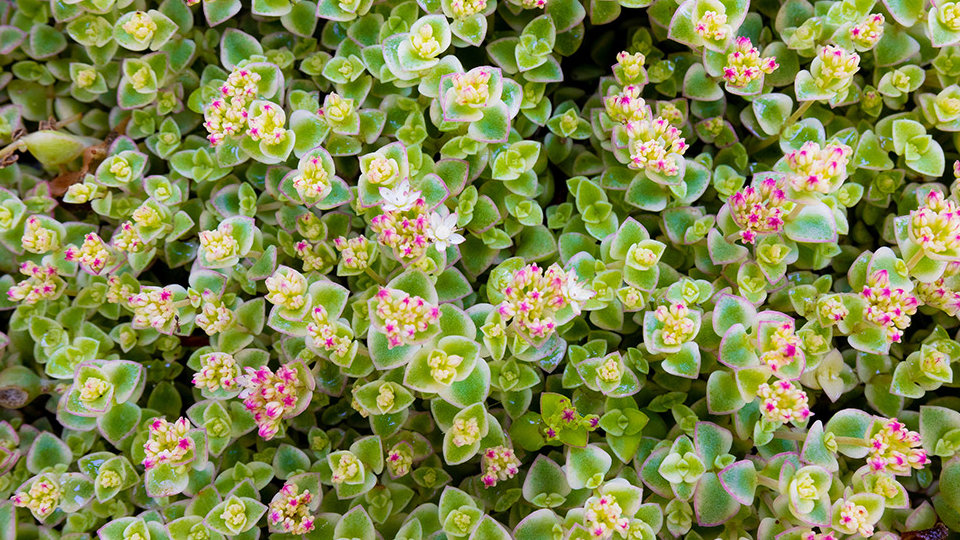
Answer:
7 0 960 538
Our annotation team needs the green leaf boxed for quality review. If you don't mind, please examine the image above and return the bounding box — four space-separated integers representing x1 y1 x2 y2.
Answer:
522 455 570 508
564 444 612 490
27 432 72 473
717 460 757 505
693 472 740 526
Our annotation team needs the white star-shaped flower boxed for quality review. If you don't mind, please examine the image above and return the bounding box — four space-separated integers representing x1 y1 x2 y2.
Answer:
562 272 595 315
429 212 465 250
379 179 420 212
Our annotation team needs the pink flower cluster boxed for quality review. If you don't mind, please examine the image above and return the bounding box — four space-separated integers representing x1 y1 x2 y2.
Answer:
497 263 568 339
757 380 811 426
722 37 778 87
728 177 787 243
850 13 884 49
583 493 629 538
333 235 372 270
128 286 177 333
142 417 193 470
307 305 354 358
268 483 315 535
192 352 240 393
625 115 688 176
238 365 305 440
370 197 431 263
374 287 440 348
203 67 261 145
910 190 960 255
64 232 113 275
12 474 61 519
760 321 804 374
480 446 521 488
604 85 646 124
916 270 960 316
7 261 61 305
785 142 852 195
861 269 918 343
868 418 929 475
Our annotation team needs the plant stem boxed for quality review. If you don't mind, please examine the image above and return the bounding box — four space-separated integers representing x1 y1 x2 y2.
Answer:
0 113 84 163
757 475 779 490
783 101 814 130
773 429 807 441
52 113 83 130
906 248 925 270
786 202 804 221
364 267 386 286
0 140 24 161
834 436 870 447
747 101 815 154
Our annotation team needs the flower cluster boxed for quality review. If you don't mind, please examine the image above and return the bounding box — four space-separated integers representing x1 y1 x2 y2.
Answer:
238 365 306 439
498 263 591 339
198 223 240 265
728 178 788 243
814 46 860 93
624 114 689 176
195 290 235 334
653 303 697 345
334 236 373 270
265 267 308 311
268 484 315 535
373 287 440 347
450 417 481 446
307 305 354 358
695 10 730 41
757 380 811 426
861 270 919 343
63 233 113 274
723 37 778 87
784 142 852 194
7 262 62 305
21 216 60 254
868 419 929 475
909 191 960 255
203 66 262 145
128 286 178 333
293 154 332 201
370 184 433 262
480 446 521 487
604 85 647 124
760 322 804 373
192 352 240 393
849 14 884 49
142 417 194 469
450 69 492 106
583 493 629 538
12 475 61 520
837 500 874 537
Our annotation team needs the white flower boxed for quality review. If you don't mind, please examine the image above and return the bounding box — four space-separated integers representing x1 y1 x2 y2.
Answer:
379 179 420 212
562 272 595 315
429 212 465 250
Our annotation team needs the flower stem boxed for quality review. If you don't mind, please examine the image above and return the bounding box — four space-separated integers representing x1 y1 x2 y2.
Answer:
833 436 870 447
364 267 386 286
773 429 807 441
906 248 925 270
786 202 804 221
784 101 815 130
0 140 24 161
747 101 815 154
757 475 779 490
